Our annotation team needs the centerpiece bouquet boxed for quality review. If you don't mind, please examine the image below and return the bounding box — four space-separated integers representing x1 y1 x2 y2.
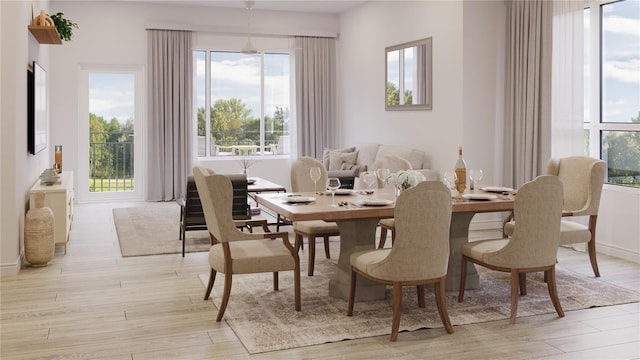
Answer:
386 170 426 195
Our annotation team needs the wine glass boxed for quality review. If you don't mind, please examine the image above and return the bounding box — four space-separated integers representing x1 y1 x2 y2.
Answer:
326 177 341 206
443 171 457 192
469 169 484 191
362 171 377 192
376 168 390 187
310 167 322 193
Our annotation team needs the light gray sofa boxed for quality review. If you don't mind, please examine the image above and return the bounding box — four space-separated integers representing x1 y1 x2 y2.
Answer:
322 142 439 188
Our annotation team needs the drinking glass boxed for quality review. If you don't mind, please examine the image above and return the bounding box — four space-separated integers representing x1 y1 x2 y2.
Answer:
310 167 322 193
443 171 457 192
469 169 484 191
326 177 341 206
362 171 377 191
376 168 390 187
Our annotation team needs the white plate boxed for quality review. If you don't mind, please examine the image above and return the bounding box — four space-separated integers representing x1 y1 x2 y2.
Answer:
334 189 354 195
362 199 394 206
286 196 316 203
480 186 514 193
462 194 498 201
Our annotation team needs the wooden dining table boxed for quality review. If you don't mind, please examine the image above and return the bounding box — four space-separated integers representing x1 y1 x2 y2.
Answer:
255 186 514 301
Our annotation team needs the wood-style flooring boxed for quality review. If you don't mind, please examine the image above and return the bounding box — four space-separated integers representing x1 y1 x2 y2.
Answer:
1 202 639 359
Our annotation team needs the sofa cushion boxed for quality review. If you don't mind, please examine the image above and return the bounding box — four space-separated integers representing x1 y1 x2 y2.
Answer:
322 146 356 169
329 150 359 171
376 145 425 170
353 143 380 168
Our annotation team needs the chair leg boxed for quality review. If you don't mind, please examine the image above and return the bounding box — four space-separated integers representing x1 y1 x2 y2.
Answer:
308 236 317 276
519 272 527 295
273 272 279 291
204 268 216 300
546 267 565 318
216 272 233 322
390 282 403 342
295 234 303 252
435 278 454 334
390 229 396 246
509 270 520 324
416 285 425 308
378 227 388 249
588 215 600 277
458 257 468 302
182 228 186 257
323 236 331 259
347 269 357 316
294 266 301 312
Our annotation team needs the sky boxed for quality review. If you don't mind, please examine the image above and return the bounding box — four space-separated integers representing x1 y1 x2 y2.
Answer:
89 3 638 125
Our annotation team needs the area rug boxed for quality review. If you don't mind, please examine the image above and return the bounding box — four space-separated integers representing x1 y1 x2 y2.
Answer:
113 204 210 257
198 260 640 354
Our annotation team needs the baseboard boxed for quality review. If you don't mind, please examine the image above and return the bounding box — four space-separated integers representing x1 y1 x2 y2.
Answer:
0 253 23 276
598 242 640 263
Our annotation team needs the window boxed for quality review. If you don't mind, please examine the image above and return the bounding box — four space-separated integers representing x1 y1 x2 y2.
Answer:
194 50 291 158
584 0 640 187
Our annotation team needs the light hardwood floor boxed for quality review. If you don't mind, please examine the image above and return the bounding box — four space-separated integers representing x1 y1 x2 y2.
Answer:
2 202 639 359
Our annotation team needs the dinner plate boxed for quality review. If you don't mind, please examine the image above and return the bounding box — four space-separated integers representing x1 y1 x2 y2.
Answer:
462 194 498 201
480 186 514 193
334 189 354 195
286 196 316 203
362 198 393 206
247 178 256 185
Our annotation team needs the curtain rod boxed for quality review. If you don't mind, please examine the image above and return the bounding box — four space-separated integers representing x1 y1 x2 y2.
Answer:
144 22 337 38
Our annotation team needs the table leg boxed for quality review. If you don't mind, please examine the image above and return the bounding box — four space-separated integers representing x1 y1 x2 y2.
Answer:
446 212 479 291
329 218 386 301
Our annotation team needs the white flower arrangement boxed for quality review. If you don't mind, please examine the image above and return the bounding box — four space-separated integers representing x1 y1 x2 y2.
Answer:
386 170 426 191
237 157 259 174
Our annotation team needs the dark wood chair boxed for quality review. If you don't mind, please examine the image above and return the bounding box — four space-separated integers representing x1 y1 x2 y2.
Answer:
178 174 267 257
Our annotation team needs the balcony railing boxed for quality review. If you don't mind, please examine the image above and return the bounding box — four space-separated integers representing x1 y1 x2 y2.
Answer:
90 131 134 192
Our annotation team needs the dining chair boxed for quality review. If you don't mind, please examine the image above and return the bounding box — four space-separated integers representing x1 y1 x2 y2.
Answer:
375 155 412 249
459 175 565 324
347 181 454 342
503 156 606 277
290 157 340 276
193 166 301 321
177 171 268 257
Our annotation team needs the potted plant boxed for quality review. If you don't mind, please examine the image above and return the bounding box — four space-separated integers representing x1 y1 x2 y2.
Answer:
50 12 78 42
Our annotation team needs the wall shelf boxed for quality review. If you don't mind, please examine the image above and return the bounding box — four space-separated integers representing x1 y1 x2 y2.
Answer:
28 25 62 45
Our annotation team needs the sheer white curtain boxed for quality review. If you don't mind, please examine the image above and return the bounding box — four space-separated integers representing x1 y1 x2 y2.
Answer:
551 0 584 158
147 30 193 201
503 0 553 188
294 36 337 158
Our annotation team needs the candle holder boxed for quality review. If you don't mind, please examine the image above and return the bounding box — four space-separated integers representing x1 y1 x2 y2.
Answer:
54 145 62 174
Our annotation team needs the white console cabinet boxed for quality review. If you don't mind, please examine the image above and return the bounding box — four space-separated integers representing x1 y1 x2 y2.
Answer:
29 171 74 254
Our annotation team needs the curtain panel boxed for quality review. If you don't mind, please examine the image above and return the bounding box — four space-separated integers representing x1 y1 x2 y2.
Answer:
294 36 337 158
503 0 553 188
147 30 193 201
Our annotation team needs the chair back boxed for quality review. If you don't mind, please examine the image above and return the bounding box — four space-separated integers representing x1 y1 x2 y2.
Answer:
193 166 246 243
489 175 564 268
183 176 205 227
546 156 605 216
374 155 412 188
226 173 250 220
369 181 452 281
291 157 327 192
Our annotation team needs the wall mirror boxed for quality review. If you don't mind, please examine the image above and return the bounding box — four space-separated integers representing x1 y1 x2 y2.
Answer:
385 37 432 111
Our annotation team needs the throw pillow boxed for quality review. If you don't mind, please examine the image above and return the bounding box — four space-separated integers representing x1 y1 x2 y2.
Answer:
329 150 359 171
323 146 356 169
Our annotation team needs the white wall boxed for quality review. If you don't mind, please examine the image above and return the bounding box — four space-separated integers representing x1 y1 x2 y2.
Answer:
1 0 53 275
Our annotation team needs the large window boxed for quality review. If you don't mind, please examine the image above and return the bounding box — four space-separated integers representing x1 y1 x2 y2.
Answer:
194 50 291 158
584 0 640 187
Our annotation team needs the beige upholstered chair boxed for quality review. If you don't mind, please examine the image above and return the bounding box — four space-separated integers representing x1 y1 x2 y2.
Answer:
460 175 565 324
193 166 301 321
347 181 454 342
290 157 340 276
375 155 413 249
503 156 606 277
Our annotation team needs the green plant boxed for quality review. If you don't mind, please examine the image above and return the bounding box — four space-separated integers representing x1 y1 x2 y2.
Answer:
50 12 78 42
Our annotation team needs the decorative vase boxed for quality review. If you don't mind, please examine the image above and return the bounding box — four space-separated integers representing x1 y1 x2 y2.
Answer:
24 193 55 267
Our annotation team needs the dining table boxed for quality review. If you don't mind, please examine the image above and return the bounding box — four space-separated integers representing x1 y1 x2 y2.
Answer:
255 185 514 301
